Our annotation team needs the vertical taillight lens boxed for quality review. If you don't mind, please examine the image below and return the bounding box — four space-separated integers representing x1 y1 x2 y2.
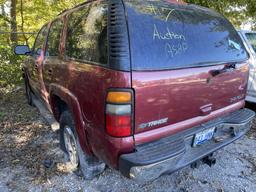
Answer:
106 91 133 137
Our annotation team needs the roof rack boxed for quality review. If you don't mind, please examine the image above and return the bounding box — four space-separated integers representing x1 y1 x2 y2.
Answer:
57 1 91 16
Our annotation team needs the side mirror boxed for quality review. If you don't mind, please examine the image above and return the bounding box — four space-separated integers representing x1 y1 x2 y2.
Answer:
14 45 31 55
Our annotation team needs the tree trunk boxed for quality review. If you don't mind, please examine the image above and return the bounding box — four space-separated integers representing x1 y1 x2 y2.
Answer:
10 0 17 45
20 0 29 45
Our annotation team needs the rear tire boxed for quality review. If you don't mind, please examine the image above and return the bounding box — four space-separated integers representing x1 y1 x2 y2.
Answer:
59 111 105 179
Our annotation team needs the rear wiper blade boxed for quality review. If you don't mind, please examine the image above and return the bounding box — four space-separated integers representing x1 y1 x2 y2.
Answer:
209 63 237 77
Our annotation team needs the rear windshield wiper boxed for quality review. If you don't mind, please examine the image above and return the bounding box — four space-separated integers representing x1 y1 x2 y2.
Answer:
209 63 237 77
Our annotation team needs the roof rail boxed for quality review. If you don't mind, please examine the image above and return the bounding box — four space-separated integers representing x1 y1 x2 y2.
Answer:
57 1 91 16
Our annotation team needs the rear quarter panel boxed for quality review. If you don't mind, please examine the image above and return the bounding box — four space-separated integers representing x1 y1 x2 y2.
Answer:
45 59 134 168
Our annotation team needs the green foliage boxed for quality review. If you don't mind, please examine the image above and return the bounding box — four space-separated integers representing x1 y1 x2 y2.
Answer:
15 0 84 45
0 47 22 87
186 0 256 29
0 111 6 121
0 0 84 88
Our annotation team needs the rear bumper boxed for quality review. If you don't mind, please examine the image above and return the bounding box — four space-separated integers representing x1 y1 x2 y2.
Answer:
119 108 255 182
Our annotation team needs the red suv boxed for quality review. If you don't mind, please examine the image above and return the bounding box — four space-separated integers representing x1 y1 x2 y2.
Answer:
15 0 255 181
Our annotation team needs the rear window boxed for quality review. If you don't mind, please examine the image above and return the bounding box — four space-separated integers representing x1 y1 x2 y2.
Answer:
125 1 248 70
245 33 256 53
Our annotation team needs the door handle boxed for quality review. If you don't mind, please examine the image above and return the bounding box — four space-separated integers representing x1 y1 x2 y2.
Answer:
34 62 39 70
47 69 53 75
200 104 213 116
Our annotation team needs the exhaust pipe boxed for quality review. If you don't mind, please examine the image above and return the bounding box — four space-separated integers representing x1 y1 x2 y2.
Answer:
191 160 200 169
190 154 216 169
202 155 216 167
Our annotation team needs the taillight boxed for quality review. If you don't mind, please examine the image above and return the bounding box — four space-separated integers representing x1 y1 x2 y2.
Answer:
106 90 133 137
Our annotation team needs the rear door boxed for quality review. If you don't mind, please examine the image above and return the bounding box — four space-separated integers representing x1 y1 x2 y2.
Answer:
43 19 64 93
124 1 249 135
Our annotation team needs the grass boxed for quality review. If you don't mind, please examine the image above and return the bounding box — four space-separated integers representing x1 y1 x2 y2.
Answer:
0 111 5 121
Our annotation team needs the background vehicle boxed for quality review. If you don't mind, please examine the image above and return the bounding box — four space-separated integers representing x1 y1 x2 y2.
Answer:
15 0 255 182
238 30 256 103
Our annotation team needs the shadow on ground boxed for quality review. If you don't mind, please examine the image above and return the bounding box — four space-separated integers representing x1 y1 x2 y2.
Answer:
0 87 256 192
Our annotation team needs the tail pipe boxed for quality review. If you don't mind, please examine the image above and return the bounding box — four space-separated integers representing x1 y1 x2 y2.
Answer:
191 154 216 169
202 155 216 167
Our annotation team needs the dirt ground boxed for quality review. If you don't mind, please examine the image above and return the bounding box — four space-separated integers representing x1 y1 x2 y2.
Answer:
1 87 256 192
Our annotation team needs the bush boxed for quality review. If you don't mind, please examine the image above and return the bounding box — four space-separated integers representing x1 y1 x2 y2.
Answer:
0 46 23 88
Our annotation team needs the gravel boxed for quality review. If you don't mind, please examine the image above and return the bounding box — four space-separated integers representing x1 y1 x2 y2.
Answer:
0 88 256 192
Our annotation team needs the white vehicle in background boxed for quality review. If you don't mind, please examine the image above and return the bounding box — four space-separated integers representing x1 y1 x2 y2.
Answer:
238 30 256 103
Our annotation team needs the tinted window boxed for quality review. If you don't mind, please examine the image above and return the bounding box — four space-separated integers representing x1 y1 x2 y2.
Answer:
33 25 48 56
125 1 248 70
66 2 108 64
47 19 64 56
245 33 256 53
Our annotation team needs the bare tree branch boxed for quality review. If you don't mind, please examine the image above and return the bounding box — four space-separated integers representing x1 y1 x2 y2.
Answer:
0 14 11 23
10 0 17 45
20 0 29 45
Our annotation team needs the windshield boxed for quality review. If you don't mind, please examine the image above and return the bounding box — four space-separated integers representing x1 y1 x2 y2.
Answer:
125 1 248 70
245 33 256 53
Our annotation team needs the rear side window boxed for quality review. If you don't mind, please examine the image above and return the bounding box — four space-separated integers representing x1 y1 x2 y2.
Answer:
33 25 48 56
245 33 256 53
125 1 248 70
66 2 108 65
47 19 64 56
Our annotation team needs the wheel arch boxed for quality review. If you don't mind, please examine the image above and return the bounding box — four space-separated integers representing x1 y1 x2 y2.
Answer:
49 83 92 155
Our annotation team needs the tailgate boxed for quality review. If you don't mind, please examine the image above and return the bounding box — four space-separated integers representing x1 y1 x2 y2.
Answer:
132 63 249 134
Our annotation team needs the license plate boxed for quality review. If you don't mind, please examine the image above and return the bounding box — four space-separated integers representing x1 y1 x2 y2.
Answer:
193 127 216 147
